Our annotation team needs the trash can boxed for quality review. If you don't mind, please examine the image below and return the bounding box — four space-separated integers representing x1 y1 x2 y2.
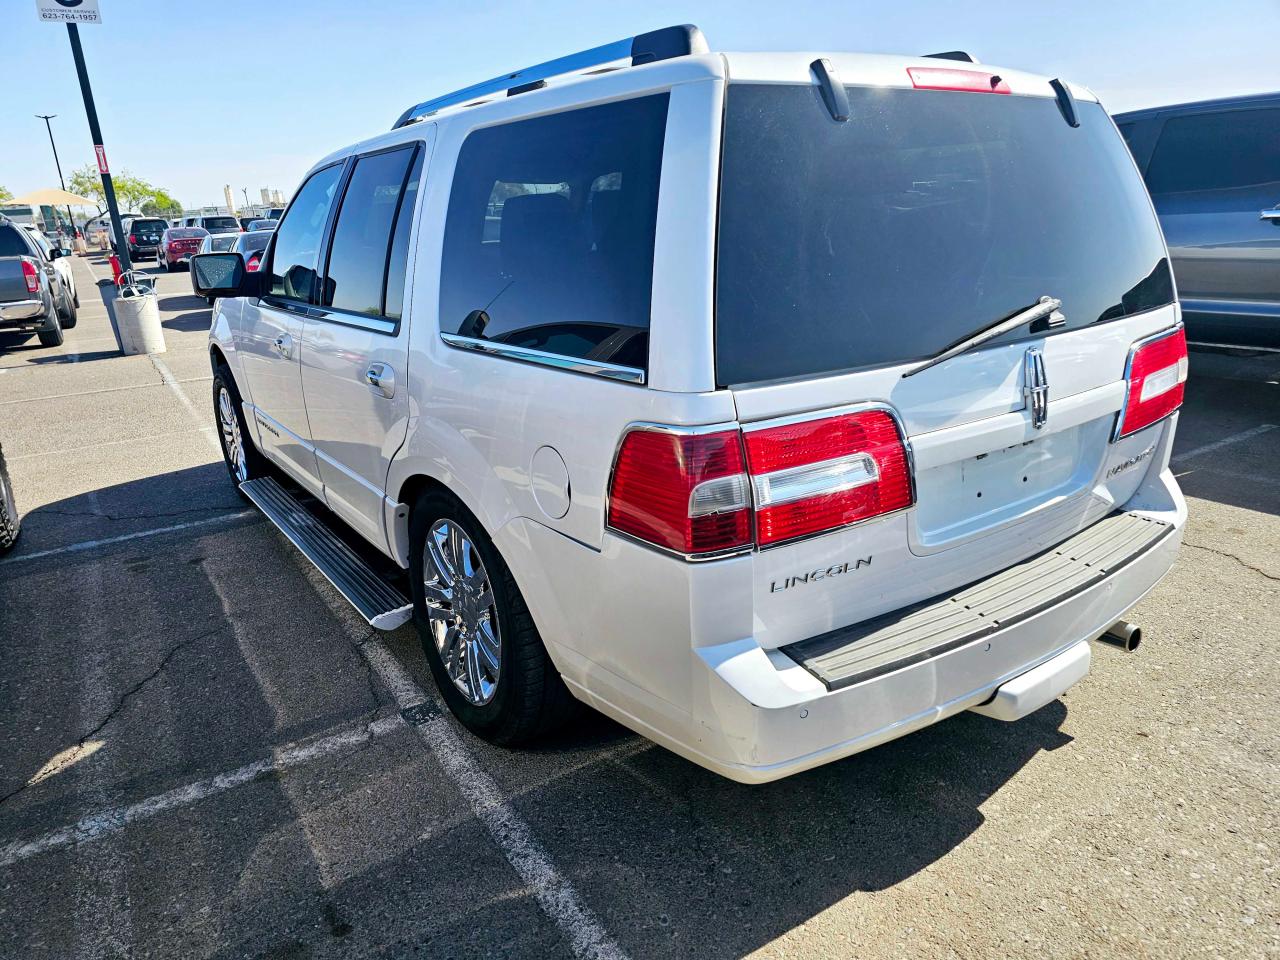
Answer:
112 273 165 355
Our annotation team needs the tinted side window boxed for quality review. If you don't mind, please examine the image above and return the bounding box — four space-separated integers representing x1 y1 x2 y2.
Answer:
1145 108 1280 194
322 146 416 318
384 148 425 322
269 164 343 301
439 94 669 372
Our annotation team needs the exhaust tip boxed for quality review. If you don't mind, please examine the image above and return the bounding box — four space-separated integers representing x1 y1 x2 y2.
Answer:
1098 620 1142 652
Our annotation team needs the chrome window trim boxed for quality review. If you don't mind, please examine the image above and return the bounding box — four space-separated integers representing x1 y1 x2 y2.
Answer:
440 332 646 384
308 305 398 336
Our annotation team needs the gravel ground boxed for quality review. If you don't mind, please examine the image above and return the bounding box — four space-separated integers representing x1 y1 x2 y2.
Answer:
0 253 1276 959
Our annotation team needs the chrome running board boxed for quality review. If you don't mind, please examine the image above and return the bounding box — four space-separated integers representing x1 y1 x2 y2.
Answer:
240 477 413 631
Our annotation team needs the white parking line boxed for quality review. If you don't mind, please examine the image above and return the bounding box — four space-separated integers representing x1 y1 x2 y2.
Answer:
0 716 403 870
1172 423 1277 465
150 356 223 455
0 511 256 565
292 561 628 960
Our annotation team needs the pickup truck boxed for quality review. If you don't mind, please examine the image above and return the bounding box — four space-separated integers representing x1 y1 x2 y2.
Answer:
0 216 77 348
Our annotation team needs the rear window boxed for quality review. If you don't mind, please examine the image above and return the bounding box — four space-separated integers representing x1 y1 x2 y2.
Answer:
0 226 30 257
439 94 669 374
716 85 1174 386
130 219 167 233
235 231 272 253
203 217 240 232
209 235 237 252
168 228 206 240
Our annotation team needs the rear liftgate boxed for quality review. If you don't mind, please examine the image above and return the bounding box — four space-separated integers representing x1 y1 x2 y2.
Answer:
240 477 413 630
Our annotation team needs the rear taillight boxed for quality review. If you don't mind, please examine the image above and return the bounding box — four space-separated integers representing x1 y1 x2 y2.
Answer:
743 410 913 546
1114 328 1188 441
907 66 1011 94
606 407 914 558
607 428 751 556
246 253 261 271
129 234 138 244
21 259 39 294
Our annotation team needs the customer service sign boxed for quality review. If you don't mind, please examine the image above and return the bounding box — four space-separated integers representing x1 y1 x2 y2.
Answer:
35 0 102 24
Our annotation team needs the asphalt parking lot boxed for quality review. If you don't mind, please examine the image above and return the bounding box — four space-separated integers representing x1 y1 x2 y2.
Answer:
0 253 1276 959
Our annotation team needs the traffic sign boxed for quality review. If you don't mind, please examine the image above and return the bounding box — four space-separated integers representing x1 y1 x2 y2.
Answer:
35 0 101 24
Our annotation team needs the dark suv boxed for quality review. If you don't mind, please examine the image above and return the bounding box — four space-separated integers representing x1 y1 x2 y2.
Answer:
125 217 169 262
1116 93 1280 350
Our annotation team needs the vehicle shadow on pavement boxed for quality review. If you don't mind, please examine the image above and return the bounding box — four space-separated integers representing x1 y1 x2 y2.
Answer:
162 311 213 333
158 294 207 312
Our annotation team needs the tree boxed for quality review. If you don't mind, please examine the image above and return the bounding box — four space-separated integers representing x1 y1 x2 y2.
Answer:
68 164 183 222
0 185 12 203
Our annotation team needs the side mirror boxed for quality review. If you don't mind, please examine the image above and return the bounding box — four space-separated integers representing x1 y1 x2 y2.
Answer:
191 252 263 299
47 247 62 260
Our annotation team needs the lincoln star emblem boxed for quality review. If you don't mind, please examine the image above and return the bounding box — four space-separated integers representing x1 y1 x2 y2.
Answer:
1024 347 1049 429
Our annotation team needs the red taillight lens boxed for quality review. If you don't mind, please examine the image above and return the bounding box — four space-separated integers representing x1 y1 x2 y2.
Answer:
743 410 913 546
129 234 138 244
607 409 915 557
1115 328 1188 440
246 253 261 271
607 429 751 555
21 259 39 294
907 66 1011 94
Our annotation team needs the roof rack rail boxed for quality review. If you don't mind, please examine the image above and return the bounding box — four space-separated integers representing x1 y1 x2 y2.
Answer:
392 24 708 129
923 50 978 63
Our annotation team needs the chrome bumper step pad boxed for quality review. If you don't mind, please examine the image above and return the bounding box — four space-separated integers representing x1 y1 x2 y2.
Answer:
783 512 1173 691
240 477 413 631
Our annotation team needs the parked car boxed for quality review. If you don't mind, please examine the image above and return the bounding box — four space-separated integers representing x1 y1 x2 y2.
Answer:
120 216 170 263
158 226 208 272
1115 92 1280 350
182 215 242 235
0 441 18 554
193 29 1188 783
247 219 278 231
0 215 76 347
237 217 256 231
230 229 272 273
22 225 77 309
266 207 284 221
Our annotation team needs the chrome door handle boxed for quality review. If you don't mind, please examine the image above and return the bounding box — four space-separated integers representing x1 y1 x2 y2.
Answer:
1261 209 1280 222
365 362 395 398
272 334 292 358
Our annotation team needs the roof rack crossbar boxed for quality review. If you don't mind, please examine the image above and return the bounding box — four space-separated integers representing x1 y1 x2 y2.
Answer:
392 24 707 129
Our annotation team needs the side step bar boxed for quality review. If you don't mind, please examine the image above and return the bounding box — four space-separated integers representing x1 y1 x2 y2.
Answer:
240 477 413 630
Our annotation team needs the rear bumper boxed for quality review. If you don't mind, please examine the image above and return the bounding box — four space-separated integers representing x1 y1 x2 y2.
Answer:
508 462 1186 784
0 299 45 322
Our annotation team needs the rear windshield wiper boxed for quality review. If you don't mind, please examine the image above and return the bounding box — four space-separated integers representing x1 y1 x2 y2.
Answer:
901 296 1063 378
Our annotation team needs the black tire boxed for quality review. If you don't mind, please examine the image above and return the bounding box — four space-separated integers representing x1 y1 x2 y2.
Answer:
60 287 78 329
0 447 19 554
212 363 269 492
409 491 576 745
73 286 80 308
37 309 64 348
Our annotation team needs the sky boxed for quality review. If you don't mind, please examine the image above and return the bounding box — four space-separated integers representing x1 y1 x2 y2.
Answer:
1 0 1277 212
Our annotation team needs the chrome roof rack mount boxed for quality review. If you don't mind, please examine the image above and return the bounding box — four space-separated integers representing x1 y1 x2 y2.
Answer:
392 24 709 129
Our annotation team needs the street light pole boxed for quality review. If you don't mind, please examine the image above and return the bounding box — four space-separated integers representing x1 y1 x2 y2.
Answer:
35 114 76 235
65 22 131 274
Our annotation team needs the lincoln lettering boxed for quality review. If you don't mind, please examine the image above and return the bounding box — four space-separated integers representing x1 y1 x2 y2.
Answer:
770 557 872 593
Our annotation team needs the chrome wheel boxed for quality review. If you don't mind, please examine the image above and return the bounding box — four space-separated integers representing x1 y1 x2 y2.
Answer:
422 519 501 705
218 386 247 482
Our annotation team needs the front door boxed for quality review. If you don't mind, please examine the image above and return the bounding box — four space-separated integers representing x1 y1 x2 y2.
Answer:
236 161 345 494
1145 104 1280 349
300 141 427 549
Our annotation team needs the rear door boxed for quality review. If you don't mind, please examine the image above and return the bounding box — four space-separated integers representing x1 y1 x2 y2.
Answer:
298 140 426 548
714 75 1180 648
1139 103 1280 349
235 161 345 494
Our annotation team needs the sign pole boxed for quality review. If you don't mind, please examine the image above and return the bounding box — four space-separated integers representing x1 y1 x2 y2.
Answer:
65 22 131 274
35 114 76 235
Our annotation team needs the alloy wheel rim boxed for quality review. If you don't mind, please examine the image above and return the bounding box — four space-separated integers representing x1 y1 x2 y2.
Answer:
218 386 247 483
422 519 501 705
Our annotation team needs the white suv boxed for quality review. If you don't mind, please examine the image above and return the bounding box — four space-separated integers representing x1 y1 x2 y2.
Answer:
194 26 1188 783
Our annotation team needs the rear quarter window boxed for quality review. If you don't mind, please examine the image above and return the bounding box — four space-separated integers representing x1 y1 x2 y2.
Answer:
438 94 669 374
